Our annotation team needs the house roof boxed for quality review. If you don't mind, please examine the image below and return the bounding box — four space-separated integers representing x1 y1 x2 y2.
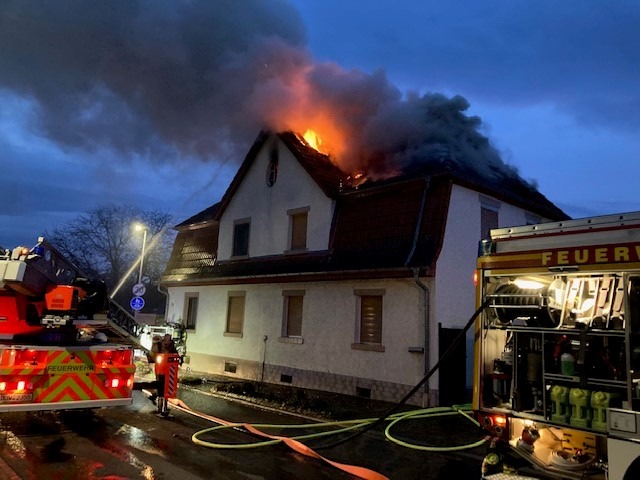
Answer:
278 131 348 198
161 131 569 284
213 130 347 223
174 202 221 229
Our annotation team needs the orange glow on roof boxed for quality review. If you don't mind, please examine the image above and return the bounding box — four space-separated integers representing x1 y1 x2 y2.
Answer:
303 129 324 153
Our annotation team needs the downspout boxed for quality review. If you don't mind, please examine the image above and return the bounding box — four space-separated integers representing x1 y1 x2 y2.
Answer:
405 177 431 407
260 335 268 391
413 271 430 407
157 284 169 324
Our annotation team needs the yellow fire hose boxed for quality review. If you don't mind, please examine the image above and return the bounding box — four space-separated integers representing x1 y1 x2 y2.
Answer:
168 398 486 480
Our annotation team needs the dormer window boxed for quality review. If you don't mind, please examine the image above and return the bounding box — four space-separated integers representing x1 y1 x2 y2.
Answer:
287 207 309 253
232 219 250 258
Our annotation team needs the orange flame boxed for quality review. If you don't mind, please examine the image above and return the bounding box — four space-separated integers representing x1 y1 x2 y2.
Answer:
303 129 324 153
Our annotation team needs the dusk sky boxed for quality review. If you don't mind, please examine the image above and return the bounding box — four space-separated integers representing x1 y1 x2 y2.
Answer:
1 0 638 248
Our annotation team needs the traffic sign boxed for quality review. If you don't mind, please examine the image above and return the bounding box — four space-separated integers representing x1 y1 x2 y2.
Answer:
130 296 145 311
132 283 146 297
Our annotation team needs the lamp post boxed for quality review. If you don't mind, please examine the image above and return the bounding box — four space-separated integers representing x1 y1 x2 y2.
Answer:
134 224 148 286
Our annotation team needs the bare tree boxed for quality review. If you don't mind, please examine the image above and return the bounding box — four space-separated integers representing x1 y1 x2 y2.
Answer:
46 203 175 312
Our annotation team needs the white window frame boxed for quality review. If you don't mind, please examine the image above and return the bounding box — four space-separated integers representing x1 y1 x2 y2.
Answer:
183 292 199 330
352 289 385 352
232 218 251 258
281 290 305 341
224 291 246 337
286 206 309 253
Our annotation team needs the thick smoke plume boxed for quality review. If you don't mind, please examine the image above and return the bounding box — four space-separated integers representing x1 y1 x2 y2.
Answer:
0 0 516 181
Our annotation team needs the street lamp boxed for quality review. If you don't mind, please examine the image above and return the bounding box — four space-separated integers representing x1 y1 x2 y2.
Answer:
134 223 148 286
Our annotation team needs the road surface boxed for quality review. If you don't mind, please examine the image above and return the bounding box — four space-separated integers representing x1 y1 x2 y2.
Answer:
0 387 486 479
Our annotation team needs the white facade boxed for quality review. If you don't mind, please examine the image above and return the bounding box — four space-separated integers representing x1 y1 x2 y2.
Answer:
435 184 547 387
167 278 427 388
165 134 559 405
217 136 334 260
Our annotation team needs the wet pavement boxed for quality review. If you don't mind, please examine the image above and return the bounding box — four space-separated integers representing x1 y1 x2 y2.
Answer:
0 376 488 479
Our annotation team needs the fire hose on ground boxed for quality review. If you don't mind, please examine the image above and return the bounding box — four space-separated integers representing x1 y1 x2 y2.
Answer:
169 397 484 480
159 300 492 480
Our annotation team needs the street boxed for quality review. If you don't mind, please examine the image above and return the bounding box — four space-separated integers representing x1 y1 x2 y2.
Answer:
0 387 486 479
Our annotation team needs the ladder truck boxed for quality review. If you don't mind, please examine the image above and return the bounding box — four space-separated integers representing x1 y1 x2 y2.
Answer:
474 211 640 480
0 237 179 414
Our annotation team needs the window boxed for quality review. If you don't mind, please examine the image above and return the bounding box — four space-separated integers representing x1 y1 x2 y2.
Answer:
479 196 500 239
287 207 309 252
266 145 278 187
353 289 385 351
359 295 383 344
525 212 541 225
183 293 199 330
282 291 304 337
481 206 499 239
225 292 245 335
232 219 250 257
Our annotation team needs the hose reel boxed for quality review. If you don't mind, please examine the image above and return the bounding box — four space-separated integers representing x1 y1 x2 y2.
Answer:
488 280 565 327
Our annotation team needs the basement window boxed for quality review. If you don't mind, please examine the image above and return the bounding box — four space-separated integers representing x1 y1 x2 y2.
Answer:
224 361 237 374
356 386 371 398
280 374 293 384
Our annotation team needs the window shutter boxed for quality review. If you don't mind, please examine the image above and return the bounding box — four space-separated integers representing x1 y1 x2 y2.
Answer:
360 296 382 344
227 296 245 333
481 207 498 239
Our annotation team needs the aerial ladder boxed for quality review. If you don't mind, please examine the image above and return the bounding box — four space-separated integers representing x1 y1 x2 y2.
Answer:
0 237 182 414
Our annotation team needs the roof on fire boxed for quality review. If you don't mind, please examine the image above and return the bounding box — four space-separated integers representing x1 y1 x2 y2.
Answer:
161 131 569 283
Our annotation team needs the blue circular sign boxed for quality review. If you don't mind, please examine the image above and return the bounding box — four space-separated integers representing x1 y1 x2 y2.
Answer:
130 296 145 311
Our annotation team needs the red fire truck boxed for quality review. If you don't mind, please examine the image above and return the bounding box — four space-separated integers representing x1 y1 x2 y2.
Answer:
0 237 150 412
474 211 640 479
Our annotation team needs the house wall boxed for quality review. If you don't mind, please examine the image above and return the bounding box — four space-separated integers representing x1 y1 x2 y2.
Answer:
435 184 555 389
217 136 335 260
165 130 563 406
166 277 432 405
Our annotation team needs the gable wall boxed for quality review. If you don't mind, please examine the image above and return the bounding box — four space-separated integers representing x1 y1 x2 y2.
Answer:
217 137 335 260
434 183 555 388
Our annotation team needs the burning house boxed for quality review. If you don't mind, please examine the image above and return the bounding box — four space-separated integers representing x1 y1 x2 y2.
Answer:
160 128 567 406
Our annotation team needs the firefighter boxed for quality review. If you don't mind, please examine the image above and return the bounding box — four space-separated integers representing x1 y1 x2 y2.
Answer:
147 335 160 405
146 334 162 364
160 334 177 354
148 334 179 406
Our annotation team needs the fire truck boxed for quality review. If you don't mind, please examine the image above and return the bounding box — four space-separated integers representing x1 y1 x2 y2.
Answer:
474 211 640 479
0 237 177 413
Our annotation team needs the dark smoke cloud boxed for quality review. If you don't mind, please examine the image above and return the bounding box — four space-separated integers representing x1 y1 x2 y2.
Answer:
0 0 516 182
0 0 307 160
